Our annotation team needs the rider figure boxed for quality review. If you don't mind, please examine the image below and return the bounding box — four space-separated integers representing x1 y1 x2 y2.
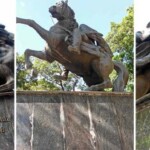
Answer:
54 1 113 56
55 1 82 54
68 24 113 57
68 27 82 54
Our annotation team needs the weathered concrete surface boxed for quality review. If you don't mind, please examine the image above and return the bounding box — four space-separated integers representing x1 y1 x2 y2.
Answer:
17 91 133 150
137 104 150 150
0 92 14 150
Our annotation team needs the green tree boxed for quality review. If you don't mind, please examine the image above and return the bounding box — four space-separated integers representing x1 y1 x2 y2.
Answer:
17 54 86 91
105 6 134 92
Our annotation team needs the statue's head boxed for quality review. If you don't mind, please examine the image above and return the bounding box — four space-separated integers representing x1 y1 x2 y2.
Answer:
49 1 75 20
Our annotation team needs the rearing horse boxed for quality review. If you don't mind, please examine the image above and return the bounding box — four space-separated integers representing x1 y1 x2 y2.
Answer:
17 1 128 91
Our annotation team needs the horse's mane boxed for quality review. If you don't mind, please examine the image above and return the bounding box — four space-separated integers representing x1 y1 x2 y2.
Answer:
56 1 75 19
64 6 75 19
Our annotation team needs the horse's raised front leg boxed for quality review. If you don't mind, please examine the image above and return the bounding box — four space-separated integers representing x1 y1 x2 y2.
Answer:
24 49 54 69
17 17 49 42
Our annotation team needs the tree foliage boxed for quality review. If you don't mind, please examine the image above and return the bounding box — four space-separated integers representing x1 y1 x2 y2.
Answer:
105 6 134 92
17 54 86 91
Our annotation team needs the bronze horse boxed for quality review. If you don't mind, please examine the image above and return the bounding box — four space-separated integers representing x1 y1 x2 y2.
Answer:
17 1 128 91
0 25 14 92
136 41 150 99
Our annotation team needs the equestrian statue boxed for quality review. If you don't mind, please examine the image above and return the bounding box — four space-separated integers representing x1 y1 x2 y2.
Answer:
17 1 129 91
0 24 14 92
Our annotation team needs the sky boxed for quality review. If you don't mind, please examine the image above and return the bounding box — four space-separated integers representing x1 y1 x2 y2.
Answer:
135 0 150 31
0 0 15 33
16 0 133 54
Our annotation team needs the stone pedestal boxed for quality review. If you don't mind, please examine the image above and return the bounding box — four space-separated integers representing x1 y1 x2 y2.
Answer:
17 91 133 150
0 92 14 150
137 105 150 150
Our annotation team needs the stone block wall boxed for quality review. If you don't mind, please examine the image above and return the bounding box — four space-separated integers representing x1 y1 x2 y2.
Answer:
137 105 150 150
17 91 133 150
0 92 14 150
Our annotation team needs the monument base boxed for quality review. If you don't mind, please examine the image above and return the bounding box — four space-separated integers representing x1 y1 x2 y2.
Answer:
0 92 14 150
137 105 150 150
17 91 133 150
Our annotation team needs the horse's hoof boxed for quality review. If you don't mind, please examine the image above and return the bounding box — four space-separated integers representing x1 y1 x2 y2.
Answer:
85 85 105 91
0 82 14 92
25 62 32 69
53 75 67 81
85 86 95 91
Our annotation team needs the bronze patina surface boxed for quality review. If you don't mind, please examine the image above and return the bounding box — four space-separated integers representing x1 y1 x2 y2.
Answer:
17 1 129 92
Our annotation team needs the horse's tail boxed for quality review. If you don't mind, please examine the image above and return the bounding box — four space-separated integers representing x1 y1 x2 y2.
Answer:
112 61 129 92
